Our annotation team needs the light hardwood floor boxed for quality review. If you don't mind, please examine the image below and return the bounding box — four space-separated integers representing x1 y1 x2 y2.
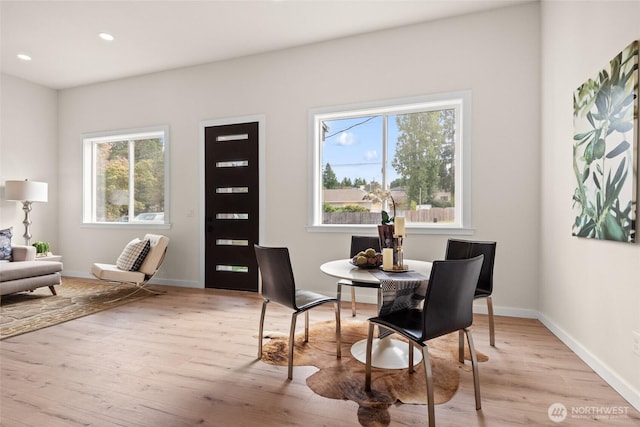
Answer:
1 283 639 426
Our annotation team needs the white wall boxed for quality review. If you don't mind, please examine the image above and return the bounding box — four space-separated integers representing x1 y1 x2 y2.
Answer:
56 3 541 313
540 0 640 409
0 74 58 249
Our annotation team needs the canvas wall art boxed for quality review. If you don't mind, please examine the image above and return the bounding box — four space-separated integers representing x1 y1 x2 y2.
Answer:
572 40 639 243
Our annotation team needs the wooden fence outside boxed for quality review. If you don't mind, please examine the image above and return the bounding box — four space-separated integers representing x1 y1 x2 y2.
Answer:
323 208 455 224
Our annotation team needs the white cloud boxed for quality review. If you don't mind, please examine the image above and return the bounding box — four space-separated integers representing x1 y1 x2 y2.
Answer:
365 150 377 160
336 132 355 146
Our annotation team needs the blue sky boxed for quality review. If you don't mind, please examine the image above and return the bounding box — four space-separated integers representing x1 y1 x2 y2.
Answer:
322 115 401 186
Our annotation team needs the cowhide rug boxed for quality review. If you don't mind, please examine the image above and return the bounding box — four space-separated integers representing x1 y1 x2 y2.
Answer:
260 319 488 426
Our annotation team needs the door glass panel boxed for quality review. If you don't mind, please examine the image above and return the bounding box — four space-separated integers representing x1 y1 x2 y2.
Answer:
216 265 249 273
216 239 249 246
216 213 249 219
216 160 248 168
216 187 249 193
217 134 249 142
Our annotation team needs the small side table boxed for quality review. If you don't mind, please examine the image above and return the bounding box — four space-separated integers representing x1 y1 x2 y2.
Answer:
35 254 63 262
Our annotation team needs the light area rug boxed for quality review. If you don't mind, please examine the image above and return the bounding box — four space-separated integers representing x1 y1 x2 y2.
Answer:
261 319 488 426
0 277 157 340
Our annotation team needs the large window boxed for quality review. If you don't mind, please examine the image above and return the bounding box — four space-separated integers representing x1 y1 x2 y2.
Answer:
309 92 471 232
83 126 169 226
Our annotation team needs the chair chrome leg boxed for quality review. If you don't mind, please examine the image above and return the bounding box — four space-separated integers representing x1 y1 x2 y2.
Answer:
288 312 298 380
364 323 375 391
104 281 166 304
422 345 435 427
487 296 495 346
258 300 268 359
304 310 309 343
334 301 342 358
409 341 415 373
464 328 482 410
458 329 465 363
350 287 357 316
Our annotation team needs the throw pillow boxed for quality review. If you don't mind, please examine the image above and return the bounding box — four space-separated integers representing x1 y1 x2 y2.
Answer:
116 238 151 271
0 228 12 261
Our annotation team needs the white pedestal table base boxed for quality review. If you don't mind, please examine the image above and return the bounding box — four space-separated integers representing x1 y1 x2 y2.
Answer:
350 337 423 369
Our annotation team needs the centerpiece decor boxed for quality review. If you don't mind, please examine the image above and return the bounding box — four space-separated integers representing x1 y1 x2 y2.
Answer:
364 189 406 269
378 210 395 252
363 189 395 248
394 216 406 269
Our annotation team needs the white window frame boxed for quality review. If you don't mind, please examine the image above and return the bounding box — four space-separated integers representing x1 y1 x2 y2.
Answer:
307 91 473 235
82 125 170 228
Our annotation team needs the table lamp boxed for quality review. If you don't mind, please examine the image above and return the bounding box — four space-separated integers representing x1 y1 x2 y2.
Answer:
5 179 48 245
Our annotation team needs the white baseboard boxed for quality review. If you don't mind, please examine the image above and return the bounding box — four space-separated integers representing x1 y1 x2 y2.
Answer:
63 271 200 289
538 313 640 412
344 291 539 319
472 301 539 319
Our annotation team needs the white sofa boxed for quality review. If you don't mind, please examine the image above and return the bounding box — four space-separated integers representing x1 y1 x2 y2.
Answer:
0 245 63 296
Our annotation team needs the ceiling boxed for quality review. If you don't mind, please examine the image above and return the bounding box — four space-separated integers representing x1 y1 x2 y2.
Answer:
1 0 531 90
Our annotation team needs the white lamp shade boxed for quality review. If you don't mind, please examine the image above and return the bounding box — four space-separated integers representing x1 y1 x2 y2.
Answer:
5 180 48 202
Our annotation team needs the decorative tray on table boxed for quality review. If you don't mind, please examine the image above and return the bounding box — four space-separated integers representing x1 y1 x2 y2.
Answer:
349 260 381 269
380 265 410 273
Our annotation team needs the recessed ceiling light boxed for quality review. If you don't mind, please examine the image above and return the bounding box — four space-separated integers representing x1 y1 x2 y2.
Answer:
98 32 115 41
17 53 32 61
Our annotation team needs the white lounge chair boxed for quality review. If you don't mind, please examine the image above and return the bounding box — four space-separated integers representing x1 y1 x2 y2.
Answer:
91 234 169 301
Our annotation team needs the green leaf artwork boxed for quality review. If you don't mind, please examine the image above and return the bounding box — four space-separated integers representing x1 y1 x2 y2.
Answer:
572 41 639 242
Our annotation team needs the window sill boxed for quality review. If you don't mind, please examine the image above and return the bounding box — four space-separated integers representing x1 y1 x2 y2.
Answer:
81 222 172 230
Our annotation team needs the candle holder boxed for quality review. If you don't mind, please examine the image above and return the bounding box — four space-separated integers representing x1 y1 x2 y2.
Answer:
393 235 405 269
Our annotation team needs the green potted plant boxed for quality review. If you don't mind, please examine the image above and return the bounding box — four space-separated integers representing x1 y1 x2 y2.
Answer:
32 241 50 257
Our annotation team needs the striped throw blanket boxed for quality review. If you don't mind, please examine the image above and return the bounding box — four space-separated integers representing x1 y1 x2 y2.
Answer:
371 270 429 338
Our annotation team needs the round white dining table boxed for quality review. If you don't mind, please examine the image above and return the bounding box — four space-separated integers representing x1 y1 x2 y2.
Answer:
320 258 432 369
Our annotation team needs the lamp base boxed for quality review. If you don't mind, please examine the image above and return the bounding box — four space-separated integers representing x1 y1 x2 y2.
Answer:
21 201 33 246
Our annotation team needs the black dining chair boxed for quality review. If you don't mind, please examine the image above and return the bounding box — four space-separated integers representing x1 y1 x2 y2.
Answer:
364 255 484 427
254 244 341 380
337 236 381 317
445 239 497 346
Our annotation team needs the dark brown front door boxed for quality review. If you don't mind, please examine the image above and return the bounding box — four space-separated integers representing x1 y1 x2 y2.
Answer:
204 122 259 291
